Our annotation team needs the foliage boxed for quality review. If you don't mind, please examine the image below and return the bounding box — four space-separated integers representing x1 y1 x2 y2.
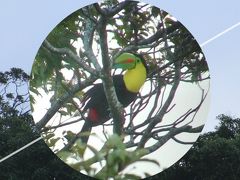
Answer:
29 0 210 179
58 134 158 179
0 69 89 180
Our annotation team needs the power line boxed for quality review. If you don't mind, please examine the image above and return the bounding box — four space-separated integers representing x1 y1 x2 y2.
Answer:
0 21 240 164
0 136 42 163
200 21 240 47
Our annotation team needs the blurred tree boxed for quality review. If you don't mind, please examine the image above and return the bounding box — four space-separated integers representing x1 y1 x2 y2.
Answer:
0 68 90 180
154 114 240 180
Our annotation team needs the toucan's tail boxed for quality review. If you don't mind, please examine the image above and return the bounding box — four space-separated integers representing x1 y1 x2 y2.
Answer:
80 120 92 145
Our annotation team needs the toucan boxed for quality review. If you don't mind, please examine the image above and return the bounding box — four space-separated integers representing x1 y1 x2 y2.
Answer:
79 52 148 145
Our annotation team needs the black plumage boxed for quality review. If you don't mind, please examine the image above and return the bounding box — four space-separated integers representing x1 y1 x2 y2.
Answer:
77 53 148 145
83 74 137 126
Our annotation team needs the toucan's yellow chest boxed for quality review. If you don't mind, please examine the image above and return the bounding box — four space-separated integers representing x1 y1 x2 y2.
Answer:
123 63 147 93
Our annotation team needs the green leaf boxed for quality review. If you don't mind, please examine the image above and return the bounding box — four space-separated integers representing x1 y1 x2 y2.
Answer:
58 110 68 116
106 134 125 150
57 151 73 162
151 6 160 17
49 137 60 148
122 173 141 180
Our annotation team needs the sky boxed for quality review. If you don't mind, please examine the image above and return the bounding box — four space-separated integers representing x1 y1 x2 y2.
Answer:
0 0 240 177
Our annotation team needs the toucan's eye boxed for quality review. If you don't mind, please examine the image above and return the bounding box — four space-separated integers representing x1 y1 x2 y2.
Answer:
136 58 140 63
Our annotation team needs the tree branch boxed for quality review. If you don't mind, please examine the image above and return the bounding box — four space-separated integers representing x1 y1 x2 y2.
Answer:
35 76 96 130
82 18 102 72
98 16 125 135
43 40 97 76
138 59 182 148
147 125 204 153
105 0 134 17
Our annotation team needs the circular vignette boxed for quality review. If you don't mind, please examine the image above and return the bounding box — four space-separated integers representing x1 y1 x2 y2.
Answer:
30 1 210 179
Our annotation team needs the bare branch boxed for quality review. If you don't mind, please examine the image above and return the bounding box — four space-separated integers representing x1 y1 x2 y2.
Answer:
40 118 82 132
172 137 195 145
43 40 97 76
138 60 182 148
147 125 204 153
82 18 102 72
106 0 134 17
98 15 125 135
35 76 96 130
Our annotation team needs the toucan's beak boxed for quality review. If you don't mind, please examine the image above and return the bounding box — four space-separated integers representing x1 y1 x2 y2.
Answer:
113 53 136 70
